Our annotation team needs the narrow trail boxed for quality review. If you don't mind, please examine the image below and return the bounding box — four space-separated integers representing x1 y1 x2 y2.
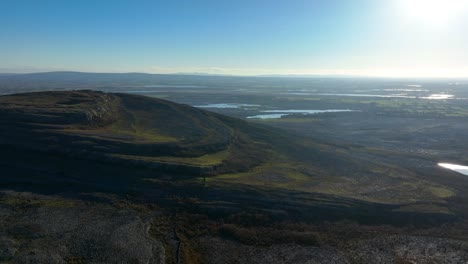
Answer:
174 226 182 264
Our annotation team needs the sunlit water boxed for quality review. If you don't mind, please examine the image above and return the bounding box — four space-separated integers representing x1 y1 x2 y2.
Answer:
305 93 455 100
421 94 454 100
438 163 468 176
262 109 354 114
247 114 289 119
247 109 354 119
315 93 417 98
380 88 428 92
195 103 260 109
143 85 204 88
118 90 165 93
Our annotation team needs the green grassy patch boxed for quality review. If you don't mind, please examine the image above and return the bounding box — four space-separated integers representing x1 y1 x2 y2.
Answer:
428 186 455 198
115 148 230 166
0 196 76 209
395 203 453 214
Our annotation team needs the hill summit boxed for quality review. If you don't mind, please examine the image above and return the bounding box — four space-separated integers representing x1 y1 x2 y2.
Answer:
0 90 268 175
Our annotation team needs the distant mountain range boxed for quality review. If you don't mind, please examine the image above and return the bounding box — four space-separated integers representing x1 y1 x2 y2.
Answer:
0 71 374 79
0 71 358 95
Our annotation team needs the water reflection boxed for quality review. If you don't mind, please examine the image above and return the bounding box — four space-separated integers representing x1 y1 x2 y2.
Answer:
421 94 454 100
247 114 289 119
247 109 354 119
195 103 260 109
262 109 354 114
438 163 468 176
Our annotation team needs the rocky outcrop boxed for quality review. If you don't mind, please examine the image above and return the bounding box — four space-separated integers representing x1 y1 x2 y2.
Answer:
0 90 267 176
0 90 120 126
0 192 166 264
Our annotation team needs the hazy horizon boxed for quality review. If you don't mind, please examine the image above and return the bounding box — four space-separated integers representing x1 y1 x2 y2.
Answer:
2 0 468 78
2 70 468 80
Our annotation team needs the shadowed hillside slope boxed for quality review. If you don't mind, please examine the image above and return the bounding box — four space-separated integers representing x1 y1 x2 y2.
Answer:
1 84 468 263
0 90 269 175
0 90 464 222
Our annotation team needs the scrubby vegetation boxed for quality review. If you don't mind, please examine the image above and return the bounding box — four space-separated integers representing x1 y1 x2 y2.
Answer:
1 88 468 263
0 91 270 177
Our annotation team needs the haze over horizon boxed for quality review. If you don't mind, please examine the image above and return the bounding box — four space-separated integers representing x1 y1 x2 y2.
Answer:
2 0 468 78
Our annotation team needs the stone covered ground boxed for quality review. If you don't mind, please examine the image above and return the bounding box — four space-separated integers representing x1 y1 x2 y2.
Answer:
1 191 467 264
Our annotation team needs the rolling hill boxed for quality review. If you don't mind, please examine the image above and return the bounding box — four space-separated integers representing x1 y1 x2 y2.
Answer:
0 90 461 216
0 90 272 176
1 90 468 263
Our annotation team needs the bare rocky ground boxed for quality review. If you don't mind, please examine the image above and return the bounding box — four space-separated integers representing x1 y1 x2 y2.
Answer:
197 237 350 264
1 191 467 264
0 191 165 264
1 90 468 263
198 236 468 264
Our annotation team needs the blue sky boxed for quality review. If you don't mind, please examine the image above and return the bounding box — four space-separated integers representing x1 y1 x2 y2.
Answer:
2 0 468 77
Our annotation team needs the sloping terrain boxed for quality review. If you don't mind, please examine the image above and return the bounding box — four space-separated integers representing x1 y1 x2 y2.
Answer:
1 90 468 263
0 90 268 175
0 90 462 215
0 90 458 208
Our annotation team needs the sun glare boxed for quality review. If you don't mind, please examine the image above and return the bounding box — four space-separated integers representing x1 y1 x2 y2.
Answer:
399 0 468 27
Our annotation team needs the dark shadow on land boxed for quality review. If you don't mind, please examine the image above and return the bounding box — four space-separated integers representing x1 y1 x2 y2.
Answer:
0 144 458 228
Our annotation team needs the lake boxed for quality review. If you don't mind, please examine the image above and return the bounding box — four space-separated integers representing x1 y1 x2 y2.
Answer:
247 109 354 119
195 103 260 109
438 163 468 176
143 84 204 88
